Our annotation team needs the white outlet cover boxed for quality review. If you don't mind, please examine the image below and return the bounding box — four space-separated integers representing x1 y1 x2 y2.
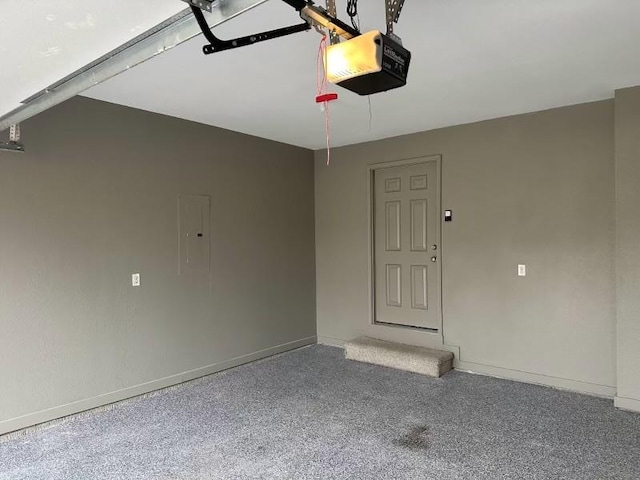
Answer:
132 273 141 286
518 265 526 277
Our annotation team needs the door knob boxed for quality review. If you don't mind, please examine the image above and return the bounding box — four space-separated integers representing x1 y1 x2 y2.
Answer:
431 256 437 262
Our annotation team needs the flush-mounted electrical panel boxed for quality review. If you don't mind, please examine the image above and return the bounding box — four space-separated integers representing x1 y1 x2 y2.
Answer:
178 194 211 275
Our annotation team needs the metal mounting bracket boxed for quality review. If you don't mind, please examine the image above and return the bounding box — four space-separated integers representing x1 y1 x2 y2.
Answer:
189 0 360 56
297 3 359 40
0 124 25 152
325 0 341 45
190 5 311 54
385 0 406 36
181 0 214 13
9 123 20 143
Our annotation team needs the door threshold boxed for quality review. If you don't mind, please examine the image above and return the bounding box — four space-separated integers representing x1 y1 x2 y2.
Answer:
374 321 439 333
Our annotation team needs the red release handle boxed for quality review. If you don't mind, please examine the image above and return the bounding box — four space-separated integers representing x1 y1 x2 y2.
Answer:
315 93 338 103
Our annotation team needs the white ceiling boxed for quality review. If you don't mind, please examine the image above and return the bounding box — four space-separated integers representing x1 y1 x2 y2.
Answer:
0 0 188 118
8 1 640 149
82 0 640 149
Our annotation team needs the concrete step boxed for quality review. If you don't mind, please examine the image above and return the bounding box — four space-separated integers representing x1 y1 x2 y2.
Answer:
344 337 454 378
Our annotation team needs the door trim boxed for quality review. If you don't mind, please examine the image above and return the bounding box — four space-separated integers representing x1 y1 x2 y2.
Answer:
367 155 443 334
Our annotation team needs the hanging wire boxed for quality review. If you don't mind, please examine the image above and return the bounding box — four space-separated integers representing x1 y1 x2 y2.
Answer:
316 34 332 166
316 34 327 95
346 0 360 31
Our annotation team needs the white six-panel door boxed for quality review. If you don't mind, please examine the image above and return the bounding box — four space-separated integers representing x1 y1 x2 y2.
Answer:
373 161 440 330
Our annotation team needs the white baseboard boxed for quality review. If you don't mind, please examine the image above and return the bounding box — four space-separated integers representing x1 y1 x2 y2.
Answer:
456 360 616 398
0 336 316 437
318 335 346 347
614 396 640 413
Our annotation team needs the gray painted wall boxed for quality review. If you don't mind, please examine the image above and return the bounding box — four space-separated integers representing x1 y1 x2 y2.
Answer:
0 97 316 432
615 87 640 410
315 100 616 395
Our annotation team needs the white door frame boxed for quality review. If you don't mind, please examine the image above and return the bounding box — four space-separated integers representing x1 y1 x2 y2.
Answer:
367 154 443 336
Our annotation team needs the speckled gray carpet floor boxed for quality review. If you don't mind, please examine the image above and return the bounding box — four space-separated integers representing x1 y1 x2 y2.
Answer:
1 345 640 480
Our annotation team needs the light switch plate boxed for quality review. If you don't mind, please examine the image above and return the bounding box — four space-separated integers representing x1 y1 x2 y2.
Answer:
132 273 141 287
518 265 526 277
